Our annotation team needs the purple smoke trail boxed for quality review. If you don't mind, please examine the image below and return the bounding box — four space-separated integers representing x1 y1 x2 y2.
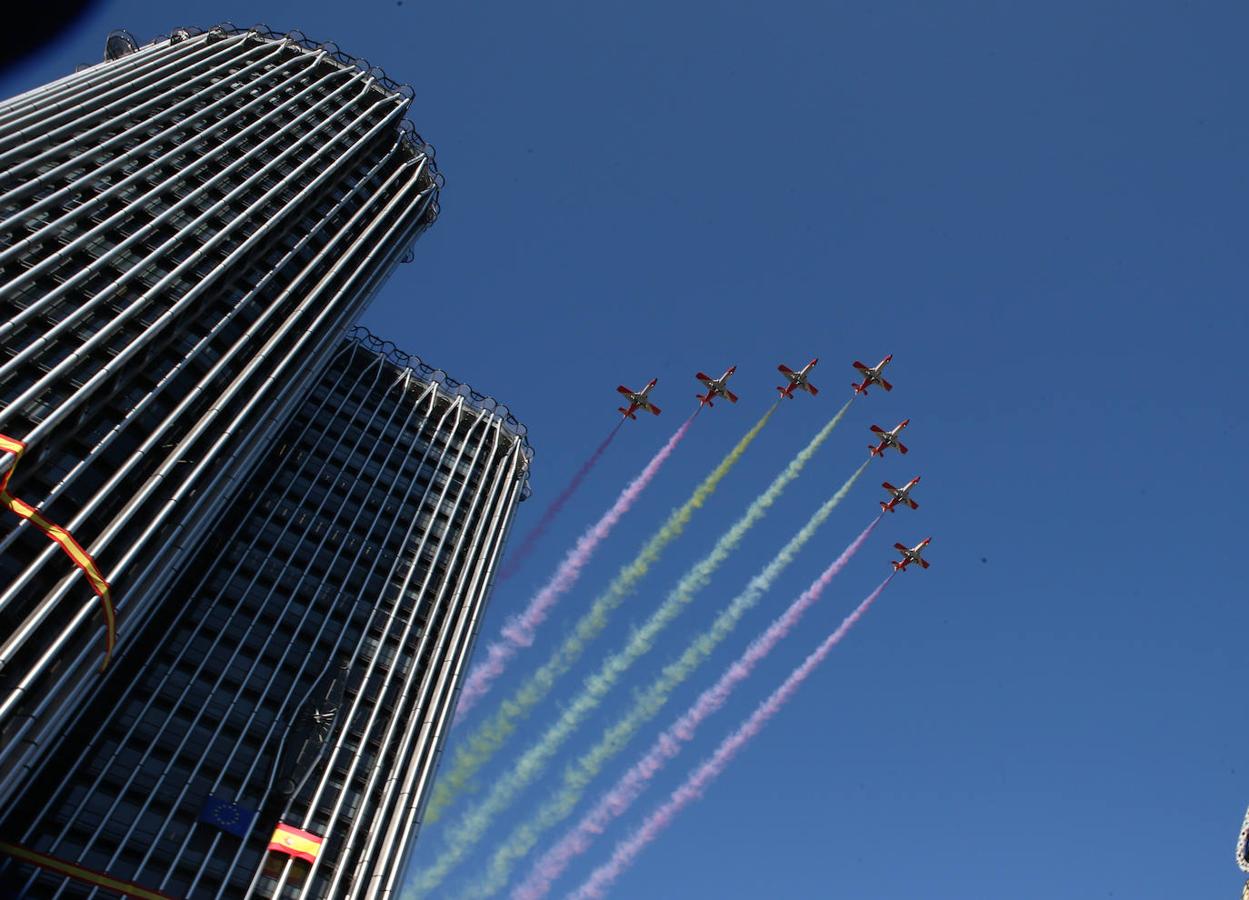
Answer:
568 572 896 900
456 416 695 720
498 424 623 582
515 517 881 900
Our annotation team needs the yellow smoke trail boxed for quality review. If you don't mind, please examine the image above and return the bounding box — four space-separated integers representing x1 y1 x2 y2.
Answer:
410 399 852 897
462 459 871 899
423 404 776 827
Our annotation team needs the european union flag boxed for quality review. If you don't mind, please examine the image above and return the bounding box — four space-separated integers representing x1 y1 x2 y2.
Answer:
199 795 257 839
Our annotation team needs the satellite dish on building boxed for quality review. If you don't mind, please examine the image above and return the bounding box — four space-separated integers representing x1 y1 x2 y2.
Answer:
104 30 138 61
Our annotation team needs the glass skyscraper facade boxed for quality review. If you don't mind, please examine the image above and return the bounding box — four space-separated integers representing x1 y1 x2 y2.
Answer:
1 331 531 898
0 25 439 802
0 25 532 899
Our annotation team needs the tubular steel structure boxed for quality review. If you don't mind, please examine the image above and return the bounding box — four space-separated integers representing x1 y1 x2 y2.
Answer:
0 23 441 820
0 332 532 897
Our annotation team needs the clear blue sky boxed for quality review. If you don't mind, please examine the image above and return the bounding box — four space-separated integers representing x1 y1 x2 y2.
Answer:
6 3 1247 897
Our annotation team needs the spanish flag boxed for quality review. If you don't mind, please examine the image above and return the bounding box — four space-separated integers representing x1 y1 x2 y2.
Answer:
0 841 175 899
269 822 324 864
0 433 114 671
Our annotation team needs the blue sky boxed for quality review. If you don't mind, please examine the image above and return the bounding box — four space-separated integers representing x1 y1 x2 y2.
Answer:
6 2 1247 897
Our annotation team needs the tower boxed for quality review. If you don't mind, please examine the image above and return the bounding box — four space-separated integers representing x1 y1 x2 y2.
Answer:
0 329 532 897
0 23 441 809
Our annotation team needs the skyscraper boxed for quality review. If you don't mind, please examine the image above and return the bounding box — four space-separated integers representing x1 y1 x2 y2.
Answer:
0 328 532 898
0 23 441 806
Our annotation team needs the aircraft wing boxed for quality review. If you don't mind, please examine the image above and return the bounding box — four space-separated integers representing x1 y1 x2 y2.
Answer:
778 364 794 376
852 360 867 371
616 386 633 397
894 543 908 552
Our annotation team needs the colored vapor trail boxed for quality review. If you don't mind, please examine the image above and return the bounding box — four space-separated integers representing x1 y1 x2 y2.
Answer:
568 573 896 900
421 405 775 830
513 514 881 900
457 420 670 719
468 462 873 899
411 400 850 896
497 424 622 582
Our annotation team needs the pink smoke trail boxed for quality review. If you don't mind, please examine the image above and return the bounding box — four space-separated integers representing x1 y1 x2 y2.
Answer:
514 517 881 900
568 572 896 900
456 416 696 720
498 424 623 581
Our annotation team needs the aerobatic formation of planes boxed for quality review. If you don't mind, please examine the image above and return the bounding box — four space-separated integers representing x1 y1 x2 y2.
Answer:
612 355 932 573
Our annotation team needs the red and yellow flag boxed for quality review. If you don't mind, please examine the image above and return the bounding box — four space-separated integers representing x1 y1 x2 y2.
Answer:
268 822 324 864
0 434 114 671
0 841 175 899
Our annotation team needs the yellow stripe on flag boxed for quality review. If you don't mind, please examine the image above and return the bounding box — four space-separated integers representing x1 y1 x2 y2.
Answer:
0 434 115 671
0 841 176 899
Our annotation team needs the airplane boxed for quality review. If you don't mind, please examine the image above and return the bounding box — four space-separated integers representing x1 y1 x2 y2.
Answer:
616 378 661 420
868 419 910 457
776 358 819 399
880 476 920 513
893 537 931 572
852 354 894 395
696 366 739 408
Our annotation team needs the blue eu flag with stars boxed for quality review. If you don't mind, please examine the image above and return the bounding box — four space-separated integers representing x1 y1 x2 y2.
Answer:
199 795 257 838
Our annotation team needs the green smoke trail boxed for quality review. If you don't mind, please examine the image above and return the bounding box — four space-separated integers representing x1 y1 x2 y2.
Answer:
423 405 777 827
410 399 853 897
460 457 872 899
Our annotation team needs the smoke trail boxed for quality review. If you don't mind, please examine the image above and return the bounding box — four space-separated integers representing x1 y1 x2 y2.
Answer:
464 465 873 900
422 404 778 829
569 574 896 900
511 514 880 900
458 420 674 718
497 423 622 582
410 400 852 897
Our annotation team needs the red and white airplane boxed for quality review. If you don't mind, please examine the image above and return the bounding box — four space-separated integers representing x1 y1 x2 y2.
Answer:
893 537 931 571
776 358 819 400
880 476 920 513
617 378 661 420
868 419 910 457
696 366 738 408
852 354 894 395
